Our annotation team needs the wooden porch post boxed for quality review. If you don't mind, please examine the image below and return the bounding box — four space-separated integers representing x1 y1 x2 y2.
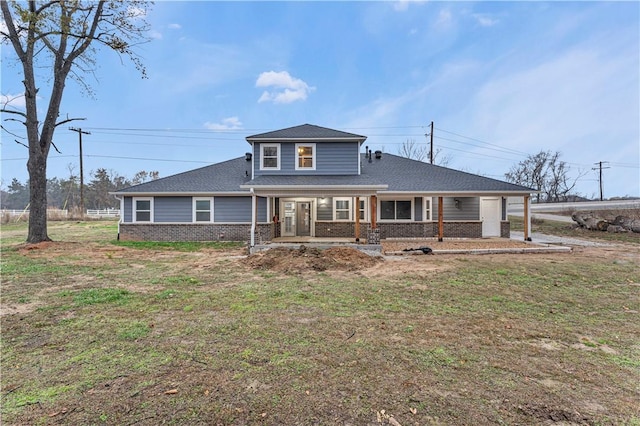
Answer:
355 196 360 242
438 196 444 242
370 195 377 229
523 194 531 241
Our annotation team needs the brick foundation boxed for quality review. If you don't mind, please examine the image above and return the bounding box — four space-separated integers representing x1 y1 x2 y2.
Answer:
120 220 506 242
119 223 270 242
314 221 368 239
500 221 511 238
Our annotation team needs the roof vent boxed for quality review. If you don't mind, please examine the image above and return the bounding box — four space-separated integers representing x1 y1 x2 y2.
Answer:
374 150 382 159
245 152 252 161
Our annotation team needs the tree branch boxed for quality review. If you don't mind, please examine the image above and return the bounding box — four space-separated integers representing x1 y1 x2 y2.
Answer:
55 116 86 127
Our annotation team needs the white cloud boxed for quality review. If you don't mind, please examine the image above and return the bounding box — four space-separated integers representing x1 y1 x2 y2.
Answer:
1 93 26 109
435 9 453 29
255 71 315 104
473 13 499 27
204 117 243 130
149 30 163 40
393 0 427 12
168 23 182 30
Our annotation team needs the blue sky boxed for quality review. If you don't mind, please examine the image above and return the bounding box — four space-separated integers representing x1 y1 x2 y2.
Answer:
2 1 639 198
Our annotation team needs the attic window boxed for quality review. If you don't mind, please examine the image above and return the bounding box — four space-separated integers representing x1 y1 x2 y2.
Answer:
261 144 280 170
295 143 316 170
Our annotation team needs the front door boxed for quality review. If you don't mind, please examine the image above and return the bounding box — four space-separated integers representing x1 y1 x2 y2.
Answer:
296 202 311 236
480 197 501 237
281 200 313 237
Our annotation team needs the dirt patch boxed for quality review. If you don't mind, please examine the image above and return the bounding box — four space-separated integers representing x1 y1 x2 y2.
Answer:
382 238 538 253
247 245 381 273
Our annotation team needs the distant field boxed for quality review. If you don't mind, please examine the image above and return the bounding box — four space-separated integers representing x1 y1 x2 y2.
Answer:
1 221 639 425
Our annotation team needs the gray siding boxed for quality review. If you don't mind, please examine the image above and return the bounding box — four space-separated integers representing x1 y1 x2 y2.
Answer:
214 196 267 223
316 197 333 220
439 197 479 220
254 142 359 176
123 197 132 222
155 197 192 223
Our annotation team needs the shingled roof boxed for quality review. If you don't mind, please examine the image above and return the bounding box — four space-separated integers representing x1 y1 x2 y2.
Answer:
113 157 252 194
246 124 366 142
359 153 534 193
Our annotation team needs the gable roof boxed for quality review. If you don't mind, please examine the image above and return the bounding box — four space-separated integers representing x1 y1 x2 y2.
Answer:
246 124 366 143
113 157 252 195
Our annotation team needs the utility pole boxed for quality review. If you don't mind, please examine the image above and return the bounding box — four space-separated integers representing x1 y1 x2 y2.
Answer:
592 161 610 201
69 127 91 217
429 121 434 164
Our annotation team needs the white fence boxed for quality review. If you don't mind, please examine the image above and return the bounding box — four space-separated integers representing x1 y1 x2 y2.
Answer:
86 209 120 218
2 209 120 218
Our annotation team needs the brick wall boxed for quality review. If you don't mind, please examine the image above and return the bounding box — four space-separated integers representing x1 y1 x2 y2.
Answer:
500 221 511 238
119 223 272 242
120 220 507 242
314 221 368 239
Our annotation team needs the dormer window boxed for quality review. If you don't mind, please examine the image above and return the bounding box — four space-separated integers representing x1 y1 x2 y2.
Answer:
295 143 316 170
261 144 280 170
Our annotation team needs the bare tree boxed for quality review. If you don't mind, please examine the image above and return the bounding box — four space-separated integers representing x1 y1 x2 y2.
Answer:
1 1 152 243
505 150 585 202
398 139 427 162
398 139 452 166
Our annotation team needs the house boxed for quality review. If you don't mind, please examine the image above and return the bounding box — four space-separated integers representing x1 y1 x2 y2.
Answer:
112 124 535 246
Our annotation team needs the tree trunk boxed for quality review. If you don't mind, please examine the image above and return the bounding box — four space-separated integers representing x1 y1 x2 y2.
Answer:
27 152 51 243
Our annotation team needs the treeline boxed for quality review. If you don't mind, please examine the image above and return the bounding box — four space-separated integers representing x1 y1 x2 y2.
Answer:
1 169 159 211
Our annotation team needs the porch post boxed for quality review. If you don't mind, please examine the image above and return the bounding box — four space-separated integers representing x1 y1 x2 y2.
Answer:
370 195 377 229
438 196 444 242
355 196 360 242
524 194 531 241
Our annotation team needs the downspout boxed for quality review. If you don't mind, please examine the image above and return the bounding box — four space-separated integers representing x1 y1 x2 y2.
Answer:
112 194 123 240
250 188 256 248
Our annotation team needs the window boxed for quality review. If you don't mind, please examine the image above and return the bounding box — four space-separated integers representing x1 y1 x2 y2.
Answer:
193 198 213 222
134 197 152 222
359 198 367 221
334 197 351 221
261 144 280 170
424 197 432 221
380 199 412 221
295 143 316 170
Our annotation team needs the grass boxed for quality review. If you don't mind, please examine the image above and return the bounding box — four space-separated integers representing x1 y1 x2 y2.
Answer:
1 221 639 425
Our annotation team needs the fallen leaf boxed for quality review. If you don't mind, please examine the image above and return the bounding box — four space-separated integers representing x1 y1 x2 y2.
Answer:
164 389 178 394
410 407 417 414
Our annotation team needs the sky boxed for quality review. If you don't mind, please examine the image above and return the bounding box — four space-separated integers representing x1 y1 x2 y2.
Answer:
2 0 639 199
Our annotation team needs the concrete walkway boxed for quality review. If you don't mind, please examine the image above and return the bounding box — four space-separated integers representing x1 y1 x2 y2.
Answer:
510 231 613 247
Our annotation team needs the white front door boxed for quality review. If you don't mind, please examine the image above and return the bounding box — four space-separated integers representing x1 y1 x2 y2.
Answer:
480 197 501 237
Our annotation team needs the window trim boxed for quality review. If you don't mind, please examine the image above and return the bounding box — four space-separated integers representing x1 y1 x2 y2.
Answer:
133 197 153 223
260 143 280 170
333 197 352 221
193 197 214 223
378 198 413 222
295 143 316 171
